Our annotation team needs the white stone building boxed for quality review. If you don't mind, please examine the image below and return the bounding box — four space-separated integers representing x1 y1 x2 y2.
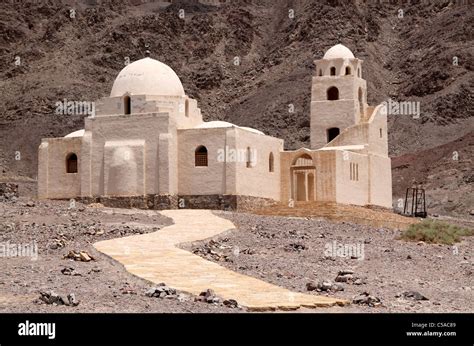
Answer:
38 44 392 210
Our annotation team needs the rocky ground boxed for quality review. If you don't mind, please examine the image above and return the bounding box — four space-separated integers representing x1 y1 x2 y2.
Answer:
0 198 239 313
185 211 473 313
1 197 471 313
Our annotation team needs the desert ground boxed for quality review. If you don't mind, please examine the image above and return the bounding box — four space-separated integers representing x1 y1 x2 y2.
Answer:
0 196 472 313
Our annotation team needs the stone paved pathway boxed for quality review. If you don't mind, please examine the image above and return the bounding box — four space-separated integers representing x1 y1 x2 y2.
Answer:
94 209 348 311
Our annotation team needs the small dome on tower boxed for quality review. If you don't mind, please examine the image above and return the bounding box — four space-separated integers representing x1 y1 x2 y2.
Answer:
110 57 185 97
323 44 355 59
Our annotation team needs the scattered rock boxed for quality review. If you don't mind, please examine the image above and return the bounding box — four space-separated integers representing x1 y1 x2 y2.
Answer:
26 201 35 207
64 250 94 262
120 284 137 295
338 269 354 275
60 267 82 276
306 280 344 293
352 292 382 307
400 291 429 301
335 274 353 283
195 289 221 304
38 290 79 306
145 283 177 298
67 293 79 306
284 243 307 252
223 299 239 308
38 290 66 305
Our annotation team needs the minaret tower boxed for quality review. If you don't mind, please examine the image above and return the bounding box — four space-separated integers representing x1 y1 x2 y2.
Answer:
310 44 368 149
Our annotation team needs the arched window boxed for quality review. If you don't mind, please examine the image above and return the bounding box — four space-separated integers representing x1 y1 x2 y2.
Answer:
195 146 208 167
66 153 78 173
330 67 336 76
327 128 340 143
269 152 274 172
357 68 361 77
327 86 339 101
124 95 131 115
345 66 351 75
246 147 252 168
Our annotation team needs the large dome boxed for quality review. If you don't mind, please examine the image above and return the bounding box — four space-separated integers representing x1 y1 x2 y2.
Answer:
323 44 355 59
110 57 185 97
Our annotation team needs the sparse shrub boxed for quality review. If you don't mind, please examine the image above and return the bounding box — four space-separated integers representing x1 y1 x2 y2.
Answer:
400 220 473 245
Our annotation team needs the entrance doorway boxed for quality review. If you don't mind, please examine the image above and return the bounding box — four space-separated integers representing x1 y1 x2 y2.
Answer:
291 154 316 202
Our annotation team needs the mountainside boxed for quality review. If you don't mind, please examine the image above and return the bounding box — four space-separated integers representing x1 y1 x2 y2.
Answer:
0 0 472 216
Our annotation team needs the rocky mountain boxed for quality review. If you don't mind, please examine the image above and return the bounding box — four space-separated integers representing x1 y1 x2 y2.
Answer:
0 0 472 216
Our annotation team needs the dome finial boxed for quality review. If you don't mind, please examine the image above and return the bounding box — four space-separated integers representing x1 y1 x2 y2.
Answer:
145 43 151 57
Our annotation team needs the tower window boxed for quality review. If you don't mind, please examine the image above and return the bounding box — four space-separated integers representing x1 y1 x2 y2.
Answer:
358 87 364 115
319 69 322 76
330 67 336 76
327 86 339 101
345 66 351 75
327 127 340 142
66 153 78 173
124 95 131 115
195 146 208 167
269 152 274 172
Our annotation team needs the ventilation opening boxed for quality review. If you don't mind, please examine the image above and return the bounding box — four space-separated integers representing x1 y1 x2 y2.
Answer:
185 98 189 117
358 87 364 115
327 86 339 101
269 152 274 172
319 69 322 76
195 146 208 167
124 95 131 115
66 153 78 173
327 128 340 143
330 67 336 76
380 128 383 138
246 147 252 168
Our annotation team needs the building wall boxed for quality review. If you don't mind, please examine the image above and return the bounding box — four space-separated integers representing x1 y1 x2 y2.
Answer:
177 127 230 196
368 154 392 208
38 137 82 199
234 128 283 200
335 150 369 206
103 140 145 196
81 112 177 197
178 127 282 201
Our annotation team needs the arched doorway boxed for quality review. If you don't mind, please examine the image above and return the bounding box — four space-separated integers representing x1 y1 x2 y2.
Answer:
291 154 316 202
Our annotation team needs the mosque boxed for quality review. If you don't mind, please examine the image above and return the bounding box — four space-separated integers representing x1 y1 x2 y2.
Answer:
38 44 392 210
